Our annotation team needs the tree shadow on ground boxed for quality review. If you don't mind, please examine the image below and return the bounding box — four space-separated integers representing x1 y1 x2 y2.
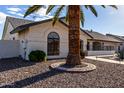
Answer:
0 69 64 88
0 58 36 72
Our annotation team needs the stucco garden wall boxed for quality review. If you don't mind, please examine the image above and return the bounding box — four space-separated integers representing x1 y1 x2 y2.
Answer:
0 40 20 59
87 50 115 56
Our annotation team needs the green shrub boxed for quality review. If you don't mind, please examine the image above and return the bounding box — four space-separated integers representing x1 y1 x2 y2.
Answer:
80 50 86 59
118 49 124 60
29 50 46 62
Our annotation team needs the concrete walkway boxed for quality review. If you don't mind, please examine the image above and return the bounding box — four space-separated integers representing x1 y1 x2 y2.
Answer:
85 55 124 65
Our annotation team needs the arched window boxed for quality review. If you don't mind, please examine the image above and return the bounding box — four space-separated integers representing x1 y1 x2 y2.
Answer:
47 32 60 55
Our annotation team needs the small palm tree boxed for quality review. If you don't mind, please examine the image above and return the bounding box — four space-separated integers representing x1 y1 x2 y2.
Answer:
24 5 117 65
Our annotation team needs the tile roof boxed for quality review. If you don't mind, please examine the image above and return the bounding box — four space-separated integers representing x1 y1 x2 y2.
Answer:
10 17 65 34
84 30 122 43
7 16 34 29
106 34 124 41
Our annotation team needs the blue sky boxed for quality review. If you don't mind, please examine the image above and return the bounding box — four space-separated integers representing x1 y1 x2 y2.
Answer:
0 5 124 39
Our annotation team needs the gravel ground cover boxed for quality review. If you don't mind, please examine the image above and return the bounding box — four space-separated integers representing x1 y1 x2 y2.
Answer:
0 58 124 88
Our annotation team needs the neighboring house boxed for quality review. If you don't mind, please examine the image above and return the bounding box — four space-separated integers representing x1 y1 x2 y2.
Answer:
106 34 124 50
85 31 123 56
2 16 123 60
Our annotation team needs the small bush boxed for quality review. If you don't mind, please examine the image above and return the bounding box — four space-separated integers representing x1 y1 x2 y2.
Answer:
29 50 46 62
80 50 85 59
118 50 124 60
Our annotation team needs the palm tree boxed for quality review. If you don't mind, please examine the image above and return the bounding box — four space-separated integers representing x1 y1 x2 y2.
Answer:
24 5 117 65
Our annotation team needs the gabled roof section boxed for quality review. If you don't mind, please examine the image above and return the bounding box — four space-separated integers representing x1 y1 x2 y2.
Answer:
7 16 34 28
10 17 66 34
85 30 122 43
2 16 34 39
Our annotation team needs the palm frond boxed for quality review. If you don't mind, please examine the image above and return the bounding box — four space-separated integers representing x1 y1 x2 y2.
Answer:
52 5 65 26
84 5 88 9
109 5 118 9
24 5 43 18
101 5 106 8
87 5 98 17
80 7 85 27
46 5 55 15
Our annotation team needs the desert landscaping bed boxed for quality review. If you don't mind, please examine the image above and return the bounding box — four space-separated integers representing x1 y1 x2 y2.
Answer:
0 58 124 88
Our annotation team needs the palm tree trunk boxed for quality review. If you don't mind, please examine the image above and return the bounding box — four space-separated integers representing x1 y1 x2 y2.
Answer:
66 5 81 65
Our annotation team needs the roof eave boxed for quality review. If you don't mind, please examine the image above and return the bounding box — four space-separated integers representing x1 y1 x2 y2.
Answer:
88 38 122 43
10 26 27 34
80 29 94 39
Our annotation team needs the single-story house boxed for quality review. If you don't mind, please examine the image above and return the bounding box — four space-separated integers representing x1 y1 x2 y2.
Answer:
106 34 124 50
2 16 123 60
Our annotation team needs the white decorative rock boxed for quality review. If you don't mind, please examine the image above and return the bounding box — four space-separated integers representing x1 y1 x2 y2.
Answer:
50 62 96 72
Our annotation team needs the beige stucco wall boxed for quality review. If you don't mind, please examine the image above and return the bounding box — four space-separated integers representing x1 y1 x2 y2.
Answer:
27 21 69 59
18 21 90 60
18 29 29 59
